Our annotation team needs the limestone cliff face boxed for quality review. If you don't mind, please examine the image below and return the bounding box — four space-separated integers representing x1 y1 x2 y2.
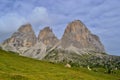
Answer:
61 20 105 52
3 24 37 51
38 27 59 48
1 20 105 60
20 27 59 59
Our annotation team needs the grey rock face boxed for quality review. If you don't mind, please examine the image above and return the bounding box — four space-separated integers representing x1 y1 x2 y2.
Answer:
21 42 47 59
2 23 37 52
38 27 59 48
61 20 105 53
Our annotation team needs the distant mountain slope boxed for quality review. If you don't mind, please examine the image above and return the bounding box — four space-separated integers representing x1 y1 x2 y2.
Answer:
0 49 120 80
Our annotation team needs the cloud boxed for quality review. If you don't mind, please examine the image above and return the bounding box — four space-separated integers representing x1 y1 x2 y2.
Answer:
0 13 26 33
29 7 52 27
0 5 52 41
0 12 27 42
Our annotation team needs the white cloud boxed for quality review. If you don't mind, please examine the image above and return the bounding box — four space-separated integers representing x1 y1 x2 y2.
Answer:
29 7 52 27
0 13 27 34
0 6 53 41
0 13 27 42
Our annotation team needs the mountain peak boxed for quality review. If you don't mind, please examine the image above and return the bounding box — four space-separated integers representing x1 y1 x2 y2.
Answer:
61 20 105 52
42 26 52 32
38 26 52 41
18 23 33 33
64 20 89 34
3 23 36 49
38 27 59 47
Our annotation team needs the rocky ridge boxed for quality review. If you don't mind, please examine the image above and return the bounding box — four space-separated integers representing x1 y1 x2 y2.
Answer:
1 20 105 61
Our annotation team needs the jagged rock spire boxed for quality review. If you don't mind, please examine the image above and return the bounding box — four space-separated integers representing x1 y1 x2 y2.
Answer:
3 23 37 48
38 27 59 47
61 20 105 52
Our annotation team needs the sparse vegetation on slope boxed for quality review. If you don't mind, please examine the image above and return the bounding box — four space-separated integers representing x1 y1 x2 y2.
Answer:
44 49 120 73
0 49 120 80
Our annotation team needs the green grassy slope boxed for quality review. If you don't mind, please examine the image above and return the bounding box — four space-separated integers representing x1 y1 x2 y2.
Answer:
0 49 120 80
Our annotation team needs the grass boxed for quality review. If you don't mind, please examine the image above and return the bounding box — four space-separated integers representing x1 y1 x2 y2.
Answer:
0 49 120 80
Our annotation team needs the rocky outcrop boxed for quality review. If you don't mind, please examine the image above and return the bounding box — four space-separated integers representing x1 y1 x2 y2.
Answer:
2 23 37 52
38 27 59 48
21 42 47 59
61 20 105 53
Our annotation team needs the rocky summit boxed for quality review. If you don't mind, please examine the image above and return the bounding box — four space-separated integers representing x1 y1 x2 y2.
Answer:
2 24 37 53
1 20 105 62
38 27 59 48
61 20 105 53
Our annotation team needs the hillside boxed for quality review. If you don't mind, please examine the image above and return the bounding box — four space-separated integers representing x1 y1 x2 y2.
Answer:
0 49 120 80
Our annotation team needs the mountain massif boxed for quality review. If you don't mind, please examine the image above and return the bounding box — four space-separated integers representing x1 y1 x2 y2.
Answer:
1 20 104 58
1 20 120 70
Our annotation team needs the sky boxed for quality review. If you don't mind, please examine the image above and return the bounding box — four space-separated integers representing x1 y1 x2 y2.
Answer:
0 0 120 55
